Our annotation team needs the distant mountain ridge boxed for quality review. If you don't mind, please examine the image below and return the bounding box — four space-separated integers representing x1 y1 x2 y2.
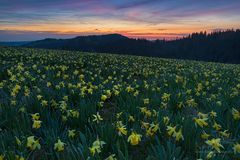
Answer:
24 34 130 51
0 41 30 46
17 30 240 63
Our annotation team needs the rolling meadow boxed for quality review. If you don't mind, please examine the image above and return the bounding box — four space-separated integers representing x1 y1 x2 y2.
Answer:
0 46 240 160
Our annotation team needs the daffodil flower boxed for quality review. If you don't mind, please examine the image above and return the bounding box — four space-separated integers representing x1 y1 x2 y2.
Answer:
68 129 76 138
116 121 127 136
232 108 240 120
212 122 221 131
32 120 42 129
127 132 142 145
54 139 65 152
201 131 210 139
143 98 149 104
173 128 184 141
15 136 22 146
162 93 171 102
205 138 224 153
101 95 107 101
163 116 170 125
166 125 176 136
15 155 25 160
146 123 159 137
89 138 106 156
31 113 40 120
233 143 240 154
206 151 215 159
26 136 41 150
0 154 4 160
193 118 208 128
92 112 103 123
105 154 117 160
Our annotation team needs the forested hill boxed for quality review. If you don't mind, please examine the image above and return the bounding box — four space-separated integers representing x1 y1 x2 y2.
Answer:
24 30 240 63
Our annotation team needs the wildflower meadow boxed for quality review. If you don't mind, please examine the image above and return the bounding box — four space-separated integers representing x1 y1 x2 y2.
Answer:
0 46 240 160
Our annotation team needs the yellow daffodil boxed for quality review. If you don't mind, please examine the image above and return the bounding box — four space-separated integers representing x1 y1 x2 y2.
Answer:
127 132 142 145
216 101 222 106
116 121 127 136
162 93 171 102
152 109 158 117
101 95 107 101
141 121 150 129
140 107 152 117
143 98 149 104
54 139 65 152
146 123 159 137
31 113 40 120
98 101 104 107
205 138 224 153
126 86 133 92
116 112 123 119
62 115 67 122
209 111 217 118
201 132 210 139
219 130 230 138
89 138 106 156
206 151 215 159
11 84 21 97
140 107 147 113
63 96 68 101
194 118 208 128
32 120 42 129
186 98 197 107
145 110 152 117
198 112 208 119
233 143 240 154
19 107 26 113
177 102 183 109
173 128 184 141
163 116 170 125
26 136 41 150
133 90 139 96
105 154 117 160
128 115 135 122
0 155 4 160
166 125 176 136
68 129 76 138
92 112 103 123
47 82 51 87
232 108 240 120
68 110 80 118
15 136 22 146
11 100 16 106
41 100 48 107
15 155 25 160
212 122 221 131
105 90 111 97
36 95 42 100
88 88 93 94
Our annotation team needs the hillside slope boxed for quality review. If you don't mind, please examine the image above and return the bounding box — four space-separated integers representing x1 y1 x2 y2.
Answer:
24 30 240 63
0 46 240 159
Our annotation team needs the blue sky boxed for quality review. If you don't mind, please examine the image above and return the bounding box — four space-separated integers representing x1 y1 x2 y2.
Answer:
0 0 240 41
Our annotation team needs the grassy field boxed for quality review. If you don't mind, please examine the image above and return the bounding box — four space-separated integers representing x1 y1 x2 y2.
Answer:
0 46 240 160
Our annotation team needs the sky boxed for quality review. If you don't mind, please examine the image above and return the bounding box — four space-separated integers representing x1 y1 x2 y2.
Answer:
0 0 240 41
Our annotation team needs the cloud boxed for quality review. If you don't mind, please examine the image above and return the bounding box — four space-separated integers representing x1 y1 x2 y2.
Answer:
0 29 189 41
112 0 155 10
0 30 82 41
0 0 240 41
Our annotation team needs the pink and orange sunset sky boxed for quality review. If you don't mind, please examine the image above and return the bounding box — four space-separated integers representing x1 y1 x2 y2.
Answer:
0 0 240 41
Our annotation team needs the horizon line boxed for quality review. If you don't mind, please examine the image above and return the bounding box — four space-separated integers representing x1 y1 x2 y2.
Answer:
0 28 239 42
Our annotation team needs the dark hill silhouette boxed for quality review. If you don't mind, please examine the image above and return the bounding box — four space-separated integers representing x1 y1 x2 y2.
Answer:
24 30 240 63
0 41 30 46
